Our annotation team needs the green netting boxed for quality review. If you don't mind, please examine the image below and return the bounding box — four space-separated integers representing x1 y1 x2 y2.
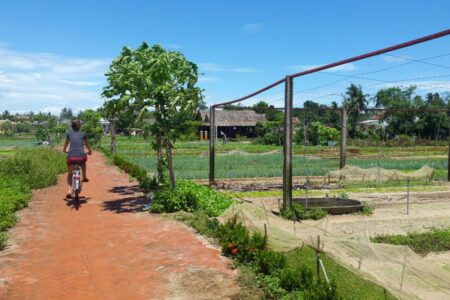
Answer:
326 165 435 182
220 202 450 300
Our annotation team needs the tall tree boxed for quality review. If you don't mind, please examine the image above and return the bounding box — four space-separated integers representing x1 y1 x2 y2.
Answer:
60 107 73 120
103 43 202 189
344 84 368 138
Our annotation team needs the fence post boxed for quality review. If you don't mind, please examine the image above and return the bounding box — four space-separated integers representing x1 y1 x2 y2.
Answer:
209 106 216 185
447 142 450 181
340 104 348 169
406 177 410 215
283 76 293 209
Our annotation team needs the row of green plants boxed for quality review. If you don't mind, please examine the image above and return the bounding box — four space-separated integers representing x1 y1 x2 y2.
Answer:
127 154 446 180
184 212 342 299
372 227 450 255
0 148 66 249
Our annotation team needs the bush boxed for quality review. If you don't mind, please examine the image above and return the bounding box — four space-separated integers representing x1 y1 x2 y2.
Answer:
219 216 266 263
151 180 233 217
280 264 314 291
304 280 342 300
280 203 327 221
256 249 286 275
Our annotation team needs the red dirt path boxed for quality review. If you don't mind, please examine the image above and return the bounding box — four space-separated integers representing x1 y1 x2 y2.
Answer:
0 152 238 300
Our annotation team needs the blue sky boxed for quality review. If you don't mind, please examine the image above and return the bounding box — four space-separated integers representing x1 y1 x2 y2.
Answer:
0 0 449 114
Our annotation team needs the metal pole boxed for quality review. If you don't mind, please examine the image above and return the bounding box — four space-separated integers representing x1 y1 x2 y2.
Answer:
283 76 293 209
209 106 216 185
340 105 348 169
406 177 410 215
305 177 310 210
448 142 450 181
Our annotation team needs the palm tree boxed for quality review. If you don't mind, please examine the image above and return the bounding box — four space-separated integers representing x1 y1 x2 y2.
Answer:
344 84 368 138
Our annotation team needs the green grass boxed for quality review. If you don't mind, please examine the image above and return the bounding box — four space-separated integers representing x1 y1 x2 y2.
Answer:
371 227 450 256
285 246 396 300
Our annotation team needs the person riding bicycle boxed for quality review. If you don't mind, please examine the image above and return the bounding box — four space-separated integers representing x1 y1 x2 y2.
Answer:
63 119 92 198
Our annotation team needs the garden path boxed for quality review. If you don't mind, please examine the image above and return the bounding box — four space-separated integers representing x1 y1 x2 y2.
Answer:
0 151 238 300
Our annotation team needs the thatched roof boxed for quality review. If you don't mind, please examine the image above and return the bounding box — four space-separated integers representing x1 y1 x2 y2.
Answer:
199 110 266 127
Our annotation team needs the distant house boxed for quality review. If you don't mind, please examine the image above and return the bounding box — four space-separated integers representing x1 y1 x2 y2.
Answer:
358 114 388 130
15 114 31 122
198 109 266 139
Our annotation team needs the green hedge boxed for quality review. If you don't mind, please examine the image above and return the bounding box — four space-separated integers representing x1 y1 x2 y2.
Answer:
0 148 66 250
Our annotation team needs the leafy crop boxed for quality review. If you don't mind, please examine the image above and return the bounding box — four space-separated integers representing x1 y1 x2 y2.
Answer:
372 227 450 255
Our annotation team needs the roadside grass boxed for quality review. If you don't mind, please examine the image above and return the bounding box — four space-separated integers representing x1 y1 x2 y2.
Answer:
371 227 450 256
0 148 66 250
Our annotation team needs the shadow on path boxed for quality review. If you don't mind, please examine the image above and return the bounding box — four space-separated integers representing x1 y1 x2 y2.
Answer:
102 195 149 213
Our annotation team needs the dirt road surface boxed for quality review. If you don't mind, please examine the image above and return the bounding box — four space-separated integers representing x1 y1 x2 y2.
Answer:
0 151 238 300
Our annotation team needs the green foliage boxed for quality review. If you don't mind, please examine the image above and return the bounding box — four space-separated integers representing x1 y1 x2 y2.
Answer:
304 280 342 300
79 109 104 145
185 210 220 237
280 264 314 291
151 180 233 217
219 216 267 263
308 122 340 146
255 121 283 145
109 153 157 193
372 227 450 255
280 203 327 221
0 149 66 250
355 202 374 216
0 149 66 189
256 249 287 275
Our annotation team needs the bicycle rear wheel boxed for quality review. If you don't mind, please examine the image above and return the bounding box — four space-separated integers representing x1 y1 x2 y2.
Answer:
74 190 79 210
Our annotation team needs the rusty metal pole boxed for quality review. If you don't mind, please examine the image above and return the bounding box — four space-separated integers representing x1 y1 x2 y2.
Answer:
209 106 216 185
283 76 293 209
340 105 348 169
448 141 450 181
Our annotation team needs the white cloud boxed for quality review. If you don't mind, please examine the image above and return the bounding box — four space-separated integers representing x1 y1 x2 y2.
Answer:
0 44 109 113
198 76 219 83
381 55 411 63
243 23 264 34
287 63 357 72
199 63 259 73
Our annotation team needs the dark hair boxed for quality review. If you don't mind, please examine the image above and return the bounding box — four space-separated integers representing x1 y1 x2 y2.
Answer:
71 119 81 131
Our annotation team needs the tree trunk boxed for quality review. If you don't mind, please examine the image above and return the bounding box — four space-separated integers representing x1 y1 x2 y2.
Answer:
164 134 176 190
155 106 164 184
110 119 116 154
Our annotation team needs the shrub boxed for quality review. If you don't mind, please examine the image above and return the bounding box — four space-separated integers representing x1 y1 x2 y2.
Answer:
280 203 327 221
219 216 266 263
304 280 342 300
150 180 233 217
280 264 314 291
256 249 287 275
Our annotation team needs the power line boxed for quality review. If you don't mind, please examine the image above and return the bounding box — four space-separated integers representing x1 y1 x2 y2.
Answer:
383 53 450 69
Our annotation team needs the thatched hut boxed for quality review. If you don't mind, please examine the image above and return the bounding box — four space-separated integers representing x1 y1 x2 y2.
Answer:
197 109 266 139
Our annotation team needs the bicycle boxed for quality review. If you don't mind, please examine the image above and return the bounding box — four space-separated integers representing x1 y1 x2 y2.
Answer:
71 161 83 210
